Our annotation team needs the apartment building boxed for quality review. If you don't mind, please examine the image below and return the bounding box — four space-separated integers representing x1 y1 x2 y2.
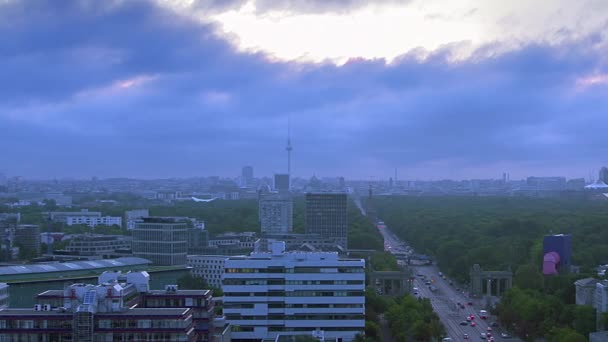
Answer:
223 242 365 341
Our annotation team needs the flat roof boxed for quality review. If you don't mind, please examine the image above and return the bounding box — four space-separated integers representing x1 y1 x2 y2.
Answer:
0 257 151 277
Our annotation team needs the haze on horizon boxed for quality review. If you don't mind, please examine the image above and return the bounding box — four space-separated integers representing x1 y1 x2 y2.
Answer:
1 0 607 180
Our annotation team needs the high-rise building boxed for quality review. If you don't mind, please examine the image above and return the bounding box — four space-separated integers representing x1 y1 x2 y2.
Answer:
600 167 608 184
132 217 188 266
274 173 290 192
305 192 348 248
259 192 293 234
187 255 228 288
124 209 149 230
242 166 254 186
223 241 365 341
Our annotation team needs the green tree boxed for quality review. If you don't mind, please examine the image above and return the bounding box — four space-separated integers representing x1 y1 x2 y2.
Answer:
176 274 207 290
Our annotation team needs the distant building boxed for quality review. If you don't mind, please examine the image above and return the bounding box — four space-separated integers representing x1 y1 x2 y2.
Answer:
596 280 608 330
257 233 346 253
600 167 608 184
543 234 572 275
124 209 149 230
66 234 132 257
575 277 601 306
0 271 215 342
0 283 8 309
242 166 254 186
48 209 101 222
65 215 122 227
187 255 228 288
305 192 348 248
188 224 209 255
132 217 188 266
259 192 293 234
526 177 567 191
274 174 290 191
223 242 365 341
13 224 41 256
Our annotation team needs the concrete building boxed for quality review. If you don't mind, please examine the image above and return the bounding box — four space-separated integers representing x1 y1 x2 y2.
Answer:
124 209 149 230
187 255 229 288
14 224 41 256
259 192 293 234
0 271 216 342
274 174 290 192
223 242 365 341
66 234 132 257
575 278 601 306
65 215 122 227
596 280 608 330
48 209 101 222
242 166 254 186
257 234 346 253
305 192 348 248
0 283 8 309
132 217 188 266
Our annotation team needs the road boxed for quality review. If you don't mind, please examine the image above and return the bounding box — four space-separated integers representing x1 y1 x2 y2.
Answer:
376 220 518 341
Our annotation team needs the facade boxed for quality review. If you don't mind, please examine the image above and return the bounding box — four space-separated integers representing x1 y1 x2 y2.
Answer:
187 255 228 288
66 234 132 257
48 210 101 222
0 283 8 309
305 192 348 248
575 278 600 306
124 209 149 230
596 280 608 330
259 192 293 234
14 224 41 256
65 215 122 227
223 242 365 341
543 234 572 275
242 166 254 186
274 174 290 192
257 234 345 253
132 217 188 266
0 271 215 342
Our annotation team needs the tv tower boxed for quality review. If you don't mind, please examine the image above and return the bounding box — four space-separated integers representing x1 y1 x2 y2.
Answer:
286 117 293 178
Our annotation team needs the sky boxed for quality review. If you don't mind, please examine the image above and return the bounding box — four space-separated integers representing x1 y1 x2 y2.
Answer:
1 0 608 180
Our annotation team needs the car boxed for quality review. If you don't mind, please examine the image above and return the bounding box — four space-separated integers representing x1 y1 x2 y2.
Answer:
500 333 512 339
469 315 475 320
480 333 486 339
487 332 492 337
459 304 465 309
490 322 499 327
487 327 492 332
425 281 431 285
449 281 453 285
460 321 469 326
463 333 469 340
467 302 473 306
466 316 472 321
470 322 476 327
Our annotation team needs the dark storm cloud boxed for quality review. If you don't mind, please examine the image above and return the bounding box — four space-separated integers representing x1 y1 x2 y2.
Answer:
0 0 607 179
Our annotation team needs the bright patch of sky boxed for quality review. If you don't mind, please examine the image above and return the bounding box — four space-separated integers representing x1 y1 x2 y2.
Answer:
160 0 608 64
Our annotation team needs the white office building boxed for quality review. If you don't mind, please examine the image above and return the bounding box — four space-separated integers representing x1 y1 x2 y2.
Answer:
187 255 229 288
65 216 122 227
223 242 365 341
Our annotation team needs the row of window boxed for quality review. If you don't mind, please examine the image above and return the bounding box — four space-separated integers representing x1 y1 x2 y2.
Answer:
222 279 364 286
225 267 364 274
225 314 364 321
224 291 364 297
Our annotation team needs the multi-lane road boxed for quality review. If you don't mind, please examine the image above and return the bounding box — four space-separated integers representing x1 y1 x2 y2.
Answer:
376 220 517 341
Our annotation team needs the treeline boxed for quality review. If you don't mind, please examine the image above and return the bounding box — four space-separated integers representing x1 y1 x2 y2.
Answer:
372 196 608 281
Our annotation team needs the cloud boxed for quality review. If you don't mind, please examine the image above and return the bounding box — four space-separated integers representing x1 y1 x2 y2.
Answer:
0 0 607 179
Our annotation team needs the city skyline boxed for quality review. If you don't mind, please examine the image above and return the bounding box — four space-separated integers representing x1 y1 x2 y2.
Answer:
2 1 607 179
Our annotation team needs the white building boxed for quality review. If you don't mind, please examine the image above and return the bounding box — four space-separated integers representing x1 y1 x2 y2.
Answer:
595 280 608 330
124 209 149 230
0 283 8 309
223 242 365 341
65 216 122 227
259 192 293 234
187 255 228 288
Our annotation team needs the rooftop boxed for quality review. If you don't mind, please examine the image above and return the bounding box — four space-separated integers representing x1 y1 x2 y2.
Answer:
0 257 151 277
